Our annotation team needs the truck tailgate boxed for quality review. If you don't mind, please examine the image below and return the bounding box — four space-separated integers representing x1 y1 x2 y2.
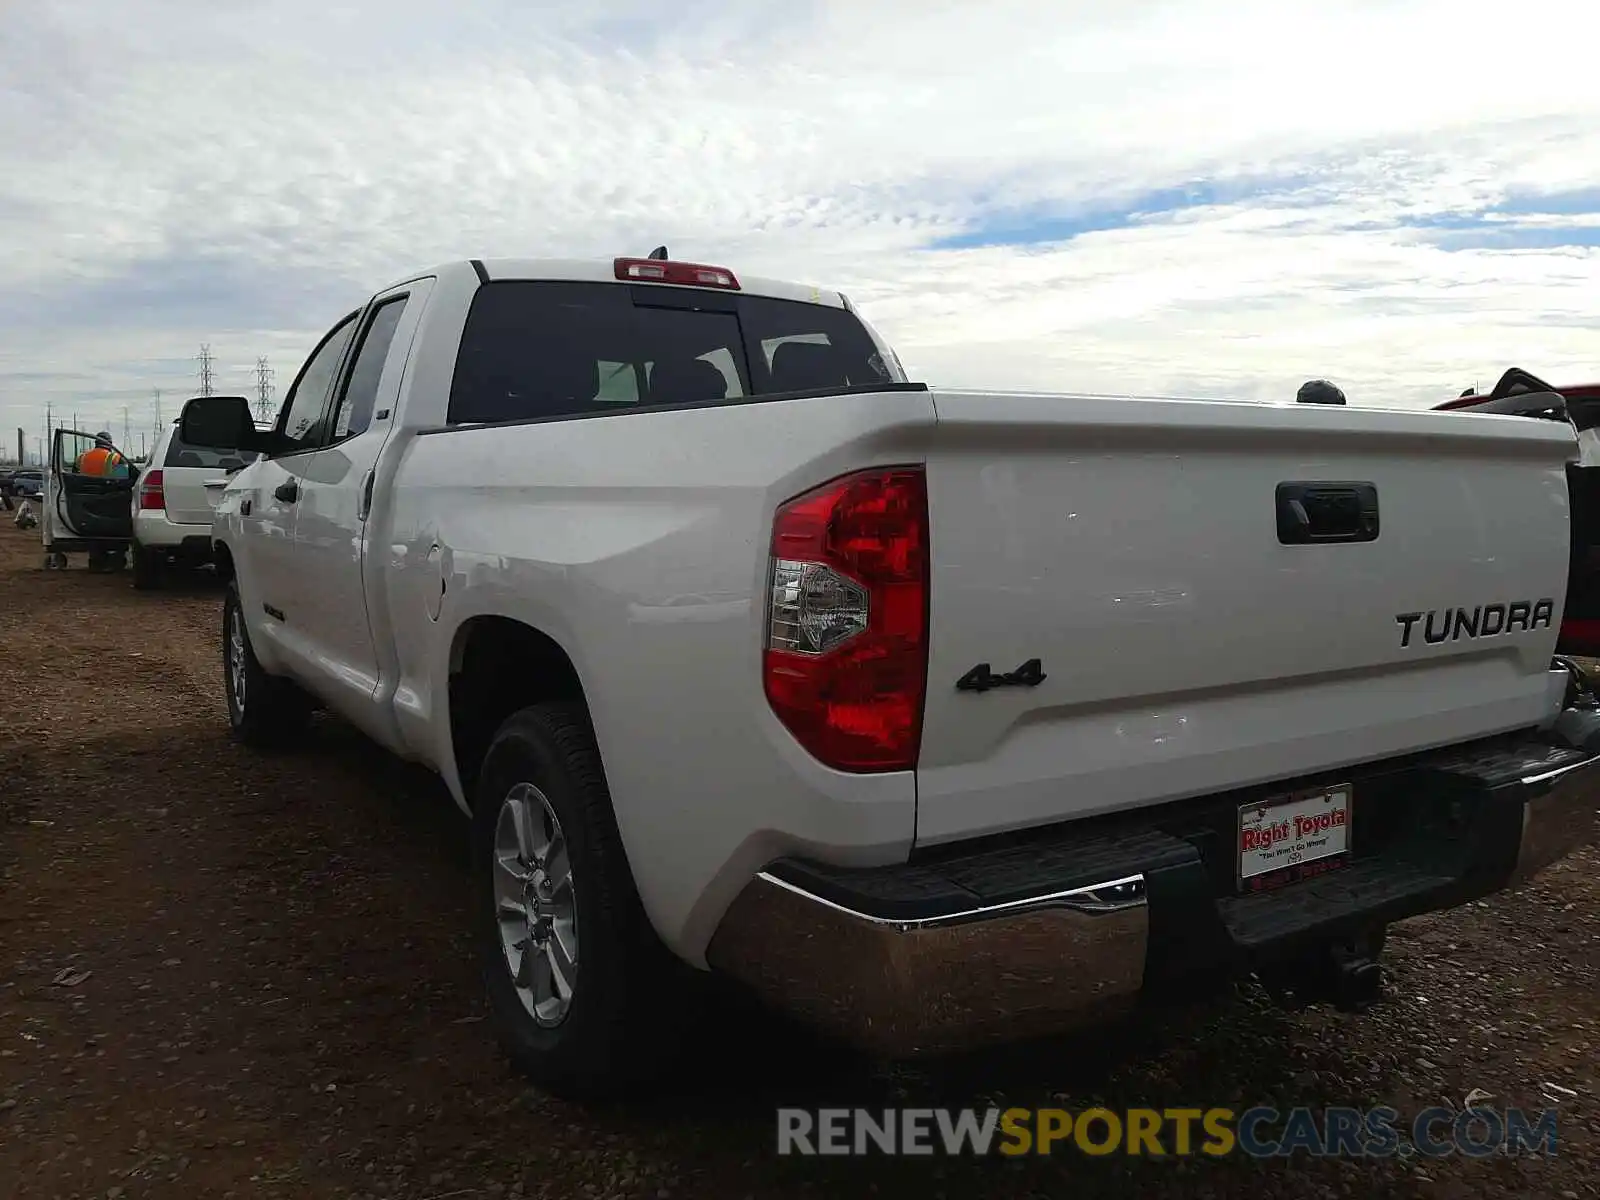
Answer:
916 390 1578 846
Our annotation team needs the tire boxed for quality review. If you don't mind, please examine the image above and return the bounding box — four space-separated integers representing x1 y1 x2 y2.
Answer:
222 580 311 747
132 545 164 591
472 703 696 1100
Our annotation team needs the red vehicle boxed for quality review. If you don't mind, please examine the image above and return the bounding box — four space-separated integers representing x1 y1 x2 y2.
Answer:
1434 369 1600 416
1435 369 1600 656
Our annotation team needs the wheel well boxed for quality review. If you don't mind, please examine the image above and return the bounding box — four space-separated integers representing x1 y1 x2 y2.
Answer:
448 617 586 803
212 540 235 584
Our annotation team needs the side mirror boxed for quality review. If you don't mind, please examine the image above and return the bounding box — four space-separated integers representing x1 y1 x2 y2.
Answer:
178 395 272 454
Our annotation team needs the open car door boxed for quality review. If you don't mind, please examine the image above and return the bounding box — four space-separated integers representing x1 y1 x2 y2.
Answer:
44 428 136 555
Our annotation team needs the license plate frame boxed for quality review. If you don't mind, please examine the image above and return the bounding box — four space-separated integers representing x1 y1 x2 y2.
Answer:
1236 782 1352 892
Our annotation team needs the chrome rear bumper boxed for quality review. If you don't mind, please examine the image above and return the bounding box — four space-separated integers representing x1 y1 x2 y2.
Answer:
706 716 1600 1059
1508 747 1600 886
706 871 1147 1057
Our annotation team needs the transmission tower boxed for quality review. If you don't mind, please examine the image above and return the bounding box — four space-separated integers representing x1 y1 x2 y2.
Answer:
254 357 276 422
123 406 131 449
153 388 163 438
197 344 216 397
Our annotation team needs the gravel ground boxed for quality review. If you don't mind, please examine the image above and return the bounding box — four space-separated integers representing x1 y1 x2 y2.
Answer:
0 518 1595 1199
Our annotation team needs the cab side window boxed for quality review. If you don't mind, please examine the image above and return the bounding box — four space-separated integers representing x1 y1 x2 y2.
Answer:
278 313 359 453
328 296 410 442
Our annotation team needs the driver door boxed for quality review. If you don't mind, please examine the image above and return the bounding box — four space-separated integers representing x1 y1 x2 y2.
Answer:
47 429 135 543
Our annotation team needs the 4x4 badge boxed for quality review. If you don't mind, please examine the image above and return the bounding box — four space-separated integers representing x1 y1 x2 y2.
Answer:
956 658 1047 694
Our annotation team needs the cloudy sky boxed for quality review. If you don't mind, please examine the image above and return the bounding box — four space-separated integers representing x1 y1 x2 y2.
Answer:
3 0 1600 458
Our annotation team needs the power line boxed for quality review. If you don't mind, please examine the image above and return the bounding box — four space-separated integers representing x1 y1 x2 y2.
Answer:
197 344 215 397
254 357 276 423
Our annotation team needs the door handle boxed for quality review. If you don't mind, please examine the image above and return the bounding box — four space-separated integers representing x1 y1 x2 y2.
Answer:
274 480 299 504
357 468 376 520
1276 482 1379 544
203 479 227 489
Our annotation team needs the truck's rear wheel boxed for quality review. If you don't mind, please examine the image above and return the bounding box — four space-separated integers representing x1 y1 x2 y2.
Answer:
472 703 693 1099
222 581 311 747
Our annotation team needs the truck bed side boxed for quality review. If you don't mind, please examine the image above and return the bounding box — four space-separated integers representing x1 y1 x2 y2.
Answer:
381 388 938 961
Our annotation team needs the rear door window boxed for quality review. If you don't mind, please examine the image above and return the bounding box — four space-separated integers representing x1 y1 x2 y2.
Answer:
447 281 895 425
163 432 259 470
329 295 411 441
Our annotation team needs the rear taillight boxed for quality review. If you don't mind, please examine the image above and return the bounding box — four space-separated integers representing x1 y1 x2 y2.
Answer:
138 469 165 511
763 466 929 772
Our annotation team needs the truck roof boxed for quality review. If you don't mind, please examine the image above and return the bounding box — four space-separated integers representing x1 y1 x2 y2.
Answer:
380 257 851 310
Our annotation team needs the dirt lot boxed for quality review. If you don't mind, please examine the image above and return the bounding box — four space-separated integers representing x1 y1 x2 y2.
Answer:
0 519 1595 1200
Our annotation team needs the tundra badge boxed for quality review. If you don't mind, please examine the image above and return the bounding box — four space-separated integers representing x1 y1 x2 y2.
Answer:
1396 599 1555 648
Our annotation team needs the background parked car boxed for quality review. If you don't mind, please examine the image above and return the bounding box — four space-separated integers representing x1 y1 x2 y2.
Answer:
11 469 43 499
131 414 259 589
1433 367 1600 658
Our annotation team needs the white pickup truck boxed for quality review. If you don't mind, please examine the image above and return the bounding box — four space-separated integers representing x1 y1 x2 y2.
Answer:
176 253 1600 1099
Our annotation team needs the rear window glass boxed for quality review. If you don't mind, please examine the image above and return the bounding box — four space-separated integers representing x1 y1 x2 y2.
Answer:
163 431 259 470
447 281 897 426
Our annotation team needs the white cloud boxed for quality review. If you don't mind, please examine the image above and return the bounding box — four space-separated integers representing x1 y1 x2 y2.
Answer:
3 0 1600 447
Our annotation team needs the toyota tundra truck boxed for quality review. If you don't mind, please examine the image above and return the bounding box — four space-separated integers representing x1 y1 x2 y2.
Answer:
174 254 1600 1099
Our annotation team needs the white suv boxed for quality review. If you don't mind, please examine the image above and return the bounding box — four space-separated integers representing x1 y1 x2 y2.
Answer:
131 419 258 589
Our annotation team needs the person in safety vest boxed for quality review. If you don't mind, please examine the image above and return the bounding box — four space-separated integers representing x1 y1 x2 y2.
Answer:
77 432 129 478
73 432 131 572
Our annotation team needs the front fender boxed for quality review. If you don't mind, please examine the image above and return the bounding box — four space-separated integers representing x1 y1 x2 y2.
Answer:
209 469 281 673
